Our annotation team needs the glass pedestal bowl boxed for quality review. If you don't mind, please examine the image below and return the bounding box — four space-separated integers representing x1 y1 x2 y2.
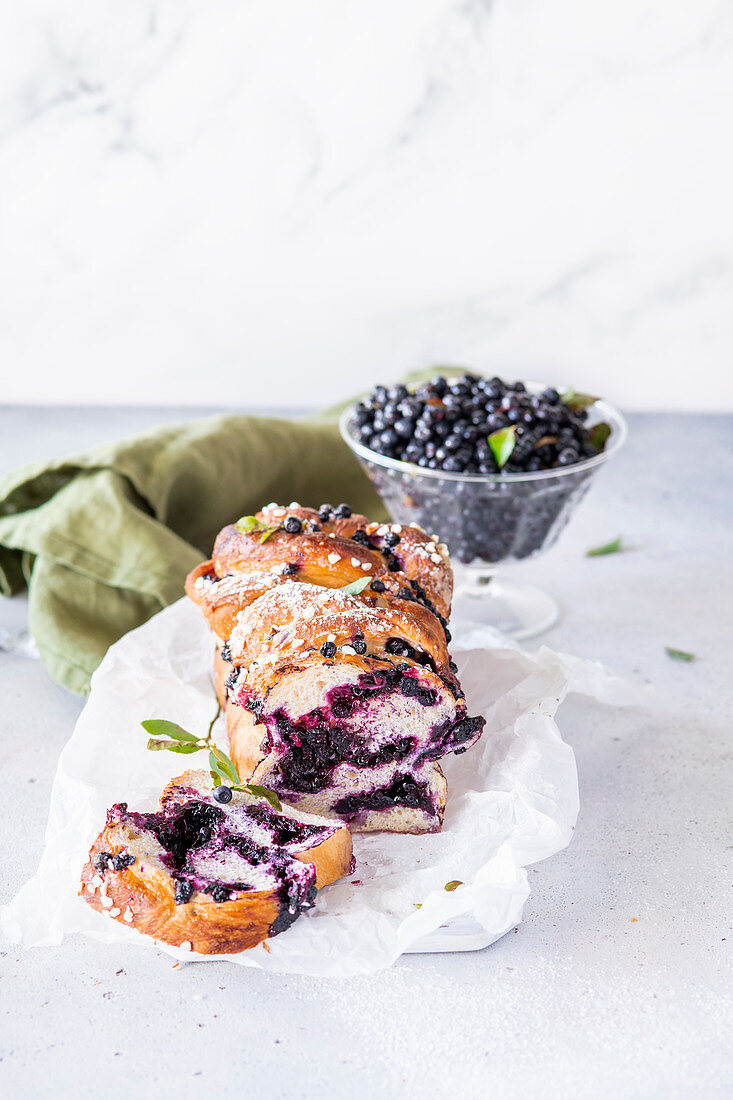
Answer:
339 393 627 639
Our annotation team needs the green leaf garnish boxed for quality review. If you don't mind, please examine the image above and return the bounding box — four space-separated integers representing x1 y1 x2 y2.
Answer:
141 719 199 742
234 515 260 533
586 537 623 557
142 710 284 814
487 426 516 470
444 879 463 892
340 576 371 596
665 647 696 662
209 746 240 786
239 784 283 811
562 389 600 411
234 515 279 543
587 421 611 452
146 738 200 754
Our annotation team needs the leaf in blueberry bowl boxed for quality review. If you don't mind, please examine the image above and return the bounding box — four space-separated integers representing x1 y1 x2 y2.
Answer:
587 421 612 453
487 425 517 470
562 389 600 411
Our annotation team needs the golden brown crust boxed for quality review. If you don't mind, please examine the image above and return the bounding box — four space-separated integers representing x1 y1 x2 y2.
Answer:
229 583 452 685
214 505 452 616
79 825 279 954
186 505 452 646
294 820 353 888
225 702 266 782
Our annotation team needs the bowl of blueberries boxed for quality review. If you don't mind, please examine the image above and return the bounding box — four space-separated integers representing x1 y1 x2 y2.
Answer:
339 371 627 638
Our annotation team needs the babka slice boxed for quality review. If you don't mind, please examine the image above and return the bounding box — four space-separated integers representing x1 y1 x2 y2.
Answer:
80 769 353 954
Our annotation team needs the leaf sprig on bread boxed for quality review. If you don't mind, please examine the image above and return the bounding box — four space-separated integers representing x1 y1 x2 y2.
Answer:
141 713 282 810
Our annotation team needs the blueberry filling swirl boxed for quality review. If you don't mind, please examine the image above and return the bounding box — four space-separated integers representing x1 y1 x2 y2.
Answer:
108 797 321 933
248 668 484 809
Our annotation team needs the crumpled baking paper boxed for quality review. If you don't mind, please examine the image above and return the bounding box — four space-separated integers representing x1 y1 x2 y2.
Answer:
1 598 640 976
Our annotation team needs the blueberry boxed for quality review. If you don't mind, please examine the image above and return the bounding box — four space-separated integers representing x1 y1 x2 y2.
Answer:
393 417 414 438
284 515 302 534
210 884 231 903
282 562 298 575
110 852 135 871
334 504 352 518
352 635 367 655
400 676 421 697
93 852 111 872
351 529 370 546
214 785 233 804
174 879 194 905
370 579 386 592
383 531 400 546
332 700 352 718
321 641 337 658
557 448 579 466
318 504 333 521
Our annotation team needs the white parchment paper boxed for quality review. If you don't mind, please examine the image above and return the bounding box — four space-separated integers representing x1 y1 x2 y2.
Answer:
1 598 638 976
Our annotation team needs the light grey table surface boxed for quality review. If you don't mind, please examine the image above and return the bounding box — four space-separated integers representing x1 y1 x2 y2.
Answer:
0 407 731 1100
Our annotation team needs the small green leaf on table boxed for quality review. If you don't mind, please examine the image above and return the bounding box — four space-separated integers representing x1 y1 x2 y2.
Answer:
586 537 623 557
665 647 696 662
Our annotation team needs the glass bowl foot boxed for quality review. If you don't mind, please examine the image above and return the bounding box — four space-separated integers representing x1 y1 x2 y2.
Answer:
451 576 559 640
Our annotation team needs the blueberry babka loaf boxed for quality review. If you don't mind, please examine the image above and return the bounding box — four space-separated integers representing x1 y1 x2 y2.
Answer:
185 503 485 834
80 769 353 954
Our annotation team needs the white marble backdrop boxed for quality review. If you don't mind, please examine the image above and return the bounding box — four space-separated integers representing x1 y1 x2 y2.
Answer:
1 0 731 410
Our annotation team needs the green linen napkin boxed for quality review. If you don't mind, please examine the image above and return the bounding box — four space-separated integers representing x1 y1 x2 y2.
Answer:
0 413 385 696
